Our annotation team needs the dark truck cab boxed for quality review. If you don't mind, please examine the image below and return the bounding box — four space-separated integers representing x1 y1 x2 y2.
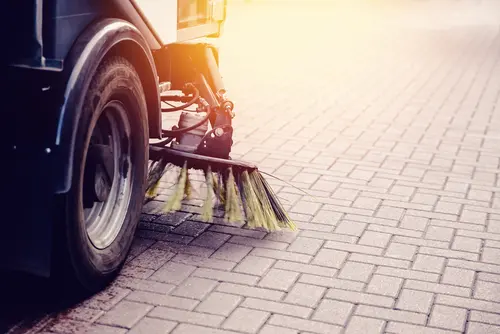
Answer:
1 0 227 292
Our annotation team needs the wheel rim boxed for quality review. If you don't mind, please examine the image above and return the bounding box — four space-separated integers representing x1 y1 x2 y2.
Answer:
83 100 134 250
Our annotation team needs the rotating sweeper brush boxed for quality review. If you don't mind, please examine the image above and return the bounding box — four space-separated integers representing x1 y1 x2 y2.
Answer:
146 44 295 232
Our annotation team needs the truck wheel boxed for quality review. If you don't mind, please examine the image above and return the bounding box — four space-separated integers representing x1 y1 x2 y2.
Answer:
56 56 149 293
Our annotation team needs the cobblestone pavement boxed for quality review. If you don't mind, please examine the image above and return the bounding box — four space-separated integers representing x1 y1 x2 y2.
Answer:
9 0 500 333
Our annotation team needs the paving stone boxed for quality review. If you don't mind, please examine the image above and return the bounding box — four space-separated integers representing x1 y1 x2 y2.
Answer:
269 314 342 334
193 268 259 285
385 242 418 260
326 289 394 307
84 323 127 334
126 291 199 310
353 197 382 210
345 316 385 334
191 232 231 249
386 322 459 334
259 325 298 334
358 231 391 248
425 226 454 242
229 235 288 250
63 306 104 323
128 317 177 334
149 307 224 327
216 283 284 301
81 286 132 311
284 283 326 307
258 268 299 291
120 265 156 280
437 293 500 313
195 292 242 316
396 289 434 313
482 247 500 264
412 254 446 274
393 236 449 249
405 280 470 297
312 210 344 225
355 305 426 325
349 253 410 269
324 240 383 256
334 221 367 236
128 248 176 270
369 225 422 238
172 221 210 237
312 248 348 268
429 305 467 332
420 246 479 261
150 262 196 285
172 254 236 271
469 310 500 326
338 261 375 282
96 301 153 328
399 215 429 231
477 272 500 284
47 319 91 333
474 280 500 302
274 260 337 277
250 248 312 263
435 201 462 215
287 237 324 255
367 274 403 297
312 299 354 325
222 308 269 333
299 274 365 291
466 322 500 334
291 201 322 215
460 209 487 225
241 298 312 318
171 324 240 334
211 243 252 262
452 236 481 253
377 206 405 220
233 256 274 276
171 277 218 300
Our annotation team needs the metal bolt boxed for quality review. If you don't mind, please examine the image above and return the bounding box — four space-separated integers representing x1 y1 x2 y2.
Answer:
226 106 236 119
215 128 224 137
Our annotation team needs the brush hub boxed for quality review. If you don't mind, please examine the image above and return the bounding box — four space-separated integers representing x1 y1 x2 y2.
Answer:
171 111 209 152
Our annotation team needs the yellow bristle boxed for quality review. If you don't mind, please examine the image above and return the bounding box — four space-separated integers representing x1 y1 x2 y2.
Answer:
241 170 266 229
213 173 226 205
249 171 281 231
224 168 243 224
163 161 187 213
201 165 214 222
146 159 168 198
184 171 192 200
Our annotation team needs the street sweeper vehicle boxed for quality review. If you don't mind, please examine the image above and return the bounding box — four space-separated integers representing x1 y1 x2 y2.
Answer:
1 0 294 293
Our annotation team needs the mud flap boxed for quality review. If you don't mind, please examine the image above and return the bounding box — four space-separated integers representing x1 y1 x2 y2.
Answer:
0 146 55 277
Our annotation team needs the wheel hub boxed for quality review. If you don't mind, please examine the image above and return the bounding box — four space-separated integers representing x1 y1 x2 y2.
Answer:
84 144 115 203
83 100 133 250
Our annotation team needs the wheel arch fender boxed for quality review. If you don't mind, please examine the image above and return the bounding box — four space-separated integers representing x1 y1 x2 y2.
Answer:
54 18 161 194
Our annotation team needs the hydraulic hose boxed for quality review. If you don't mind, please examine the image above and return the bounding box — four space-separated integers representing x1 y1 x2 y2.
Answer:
161 107 214 137
160 84 200 112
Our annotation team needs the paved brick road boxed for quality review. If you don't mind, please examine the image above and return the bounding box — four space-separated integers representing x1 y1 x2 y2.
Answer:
10 0 500 333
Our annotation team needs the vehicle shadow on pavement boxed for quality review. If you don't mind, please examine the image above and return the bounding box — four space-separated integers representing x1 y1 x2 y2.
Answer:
0 272 85 333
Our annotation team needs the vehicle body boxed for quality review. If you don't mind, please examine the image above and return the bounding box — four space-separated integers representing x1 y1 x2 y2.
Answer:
1 0 228 292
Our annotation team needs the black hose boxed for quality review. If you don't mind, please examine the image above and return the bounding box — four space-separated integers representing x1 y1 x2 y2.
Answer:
151 137 174 147
161 107 214 137
160 85 200 112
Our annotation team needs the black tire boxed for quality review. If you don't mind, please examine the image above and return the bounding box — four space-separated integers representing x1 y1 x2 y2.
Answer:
54 56 149 293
